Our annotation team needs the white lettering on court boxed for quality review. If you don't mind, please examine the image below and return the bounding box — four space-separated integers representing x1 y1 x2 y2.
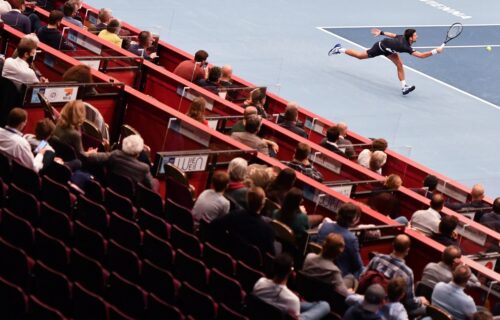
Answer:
419 0 472 20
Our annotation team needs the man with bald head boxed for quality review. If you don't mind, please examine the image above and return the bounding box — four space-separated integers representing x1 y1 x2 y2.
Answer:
447 183 489 221
279 101 308 138
219 65 233 86
363 234 429 315
230 106 258 133
337 122 356 159
410 193 444 236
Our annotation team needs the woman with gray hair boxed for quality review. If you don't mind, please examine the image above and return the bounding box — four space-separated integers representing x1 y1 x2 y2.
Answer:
224 157 249 210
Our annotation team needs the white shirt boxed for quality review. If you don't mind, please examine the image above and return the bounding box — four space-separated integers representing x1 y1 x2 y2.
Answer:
410 207 441 236
357 149 371 168
252 277 300 317
0 0 12 15
1 57 39 90
0 126 43 172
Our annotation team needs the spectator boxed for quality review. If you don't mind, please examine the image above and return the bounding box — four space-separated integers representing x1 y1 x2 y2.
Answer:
432 265 477 320
421 245 479 290
231 106 257 134
69 0 83 13
224 157 249 210
423 174 439 199
480 197 500 232
266 167 296 206
369 150 387 174
279 101 308 138
210 187 276 255
380 277 409 320
196 66 221 94
37 10 75 51
62 0 83 28
192 171 230 228
431 215 459 247
317 203 364 278
0 0 12 16
253 253 331 319
320 125 348 158
245 164 272 189
2 0 31 34
0 108 45 172
447 183 489 222
368 174 405 223
337 122 356 159
244 88 268 118
288 142 323 182
98 19 122 47
363 234 429 316
231 115 278 157
128 31 158 61
173 49 208 82
410 193 444 236
62 64 98 97
302 233 354 296
24 118 55 153
35 0 56 10
343 284 385 320
219 64 233 86
273 187 311 242
93 8 112 32
186 97 208 125
358 138 388 169
472 311 494 320
2 39 44 90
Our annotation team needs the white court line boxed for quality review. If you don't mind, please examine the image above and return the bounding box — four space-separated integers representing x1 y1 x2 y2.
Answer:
317 27 500 111
317 23 500 29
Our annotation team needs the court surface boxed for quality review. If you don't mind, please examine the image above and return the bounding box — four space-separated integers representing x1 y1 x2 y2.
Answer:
87 0 500 197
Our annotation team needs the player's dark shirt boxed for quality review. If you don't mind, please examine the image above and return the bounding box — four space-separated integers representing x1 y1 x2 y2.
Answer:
380 35 415 54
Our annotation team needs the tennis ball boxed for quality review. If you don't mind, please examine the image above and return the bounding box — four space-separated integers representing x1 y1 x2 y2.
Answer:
486 46 492 52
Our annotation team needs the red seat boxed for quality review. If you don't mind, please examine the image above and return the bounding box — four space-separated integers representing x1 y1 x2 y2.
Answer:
143 230 174 271
217 303 249 320
0 238 34 291
141 259 178 304
165 177 194 209
41 175 76 215
73 282 108 320
33 261 72 316
108 304 136 320
203 242 236 277
166 199 194 233
170 224 202 258
7 183 40 224
105 188 137 221
107 172 136 199
235 261 264 293
71 248 109 295
11 160 40 196
109 212 142 252
73 220 107 263
0 209 35 254
209 268 245 311
34 228 70 273
40 202 73 244
148 293 185 320
137 208 170 240
84 178 105 203
29 295 66 320
178 281 217 320
174 249 208 290
75 194 109 235
0 277 28 319
136 183 164 218
107 240 142 282
42 161 72 185
107 272 147 319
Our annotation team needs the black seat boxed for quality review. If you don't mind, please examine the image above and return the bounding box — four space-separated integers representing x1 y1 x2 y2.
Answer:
0 76 22 127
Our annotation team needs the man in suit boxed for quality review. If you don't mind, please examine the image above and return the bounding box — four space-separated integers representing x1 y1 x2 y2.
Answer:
279 101 308 138
231 115 278 157
320 126 348 158
337 122 356 159
2 0 31 34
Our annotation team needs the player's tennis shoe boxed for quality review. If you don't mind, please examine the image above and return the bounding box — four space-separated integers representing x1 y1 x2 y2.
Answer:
328 43 342 56
402 85 416 95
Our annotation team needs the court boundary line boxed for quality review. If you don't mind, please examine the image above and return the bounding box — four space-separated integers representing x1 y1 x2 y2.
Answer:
317 27 500 111
317 23 500 29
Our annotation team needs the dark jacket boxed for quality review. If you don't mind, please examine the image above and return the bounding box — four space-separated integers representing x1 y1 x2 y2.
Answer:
2 11 31 34
107 150 154 189
279 120 308 138
37 26 75 51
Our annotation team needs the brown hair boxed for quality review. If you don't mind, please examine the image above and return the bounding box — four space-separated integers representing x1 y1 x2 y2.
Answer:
212 171 229 193
7 108 28 128
186 97 206 123
35 119 56 140
63 64 94 84
294 142 310 162
321 233 345 260
57 100 86 129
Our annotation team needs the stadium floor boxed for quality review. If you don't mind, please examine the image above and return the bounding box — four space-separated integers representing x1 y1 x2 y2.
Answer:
86 0 500 197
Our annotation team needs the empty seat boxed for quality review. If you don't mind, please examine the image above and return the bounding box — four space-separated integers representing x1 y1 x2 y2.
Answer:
174 249 208 289
29 295 66 320
107 272 147 319
136 183 164 218
0 209 34 254
107 172 136 199
235 261 264 293
148 293 184 320
166 199 194 233
42 161 72 185
165 177 194 209
7 183 40 224
107 240 141 281
108 304 136 320
141 259 177 304
73 282 108 320
75 194 108 235
137 208 170 240
217 303 249 320
40 202 73 244
34 228 70 273
41 175 75 215
109 212 142 252
143 230 174 271
84 178 105 203
73 220 107 263
12 160 40 196
71 249 109 295
170 224 201 258
295 271 348 314
0 152 12 182
209 268 245 310
230 235 262 270
33 261 72 315
105 188 136 221
203 242 235 277
0 277 28 319
0 238 33 291
178 281 217 320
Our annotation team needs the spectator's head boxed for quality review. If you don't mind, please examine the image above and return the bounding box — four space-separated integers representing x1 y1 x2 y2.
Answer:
423 175 438 191
387 277 407 303
16 39 37 63
493 197 500 214
243 106 258 120
371 138 388 152
207 66 221 83
393 234 411 256
194 50 208 64
284 102 299 122
430 193 445 211
294 142 310 162
472 311 493 320
62 64 93 84
63 1 76 17
385 174 402 190
246 164 272 189
280 187 303 224
442 245 462 269
14 0 25 11
20 33 40 48
138 31 154 48
48 10 64 27
438 215 459 238
244 115 262 134
362 284 386 313
34 119 55 141
404 29 417 43
69 0 83 10
272 253 294 283
58 100 86 129
7 108 28 130
452 264 471 287
186 97 206 123
336 203 361 228
106 19 121 34
337 122 348 137
471 183 485 201
228 157 248 182
247 186 266 214
212 171 229 193
250 88 266 106
269 167 296 191
326 126 340 143
98 8 112 24
122 134 144 157
369 151 387 172
221 65 232 81
321 233 345 260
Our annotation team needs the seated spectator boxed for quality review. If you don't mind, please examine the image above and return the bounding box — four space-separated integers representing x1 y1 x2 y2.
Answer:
358 138 388 169
92 8 112 32
196 66 221 94
245 164 272 190
231 106 257 134
363 234 429 316
231 115 278 157
127 31 158 61
35 0 56 10
2 0 31 34
421 245 480 290
369 150 387 174
37 10 75 51
69 0 83 15
447 183 490 222
24 118 55 153
380 277 409 320
107 134 157 190
337 122 356 159
368 174 405 224
288 142 323 182
410 193 444 236
432 265 477 320
317 203 364 278
219 64 233 86
302 233 354 296
62 0 83 28
173 49 208 82
2 39 45 90
279 101 308 138
224 157 249 210
431 215 459 247
0 108 46 172
423 174 439 199
62 64 98 97
480 197 500 232
211 187 276 255
273 187 311 242
253 253 330 319
320 125 348 158
244 88 268 118
192 171 230 228
186 97 208 125
473 311 494 320
343 284 385 320
0 0 12 16
98 19 123 47
266 167 296 206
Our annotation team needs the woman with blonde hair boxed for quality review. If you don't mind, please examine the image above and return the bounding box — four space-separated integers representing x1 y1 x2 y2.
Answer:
186 97 208 125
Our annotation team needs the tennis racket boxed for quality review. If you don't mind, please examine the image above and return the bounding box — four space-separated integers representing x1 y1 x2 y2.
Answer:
440 23 463 48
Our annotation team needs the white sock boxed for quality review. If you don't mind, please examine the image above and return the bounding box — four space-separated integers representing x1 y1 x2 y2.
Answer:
401 80 407 88
339 48 346 53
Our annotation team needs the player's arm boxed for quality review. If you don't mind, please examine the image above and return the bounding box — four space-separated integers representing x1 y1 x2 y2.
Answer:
412 47 444 58
371 28 396 38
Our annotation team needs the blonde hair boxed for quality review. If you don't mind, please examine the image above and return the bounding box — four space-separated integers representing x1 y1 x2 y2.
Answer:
58 100 86 129
186 97 206 123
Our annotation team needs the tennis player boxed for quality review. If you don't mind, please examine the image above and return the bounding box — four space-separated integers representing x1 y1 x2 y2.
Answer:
329 28 444 95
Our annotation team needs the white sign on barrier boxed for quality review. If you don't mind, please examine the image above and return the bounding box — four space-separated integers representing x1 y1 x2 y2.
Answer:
162 154 209 173
311 153 342 174
437 181 468 203
456 224 487 246
30 87 79 104
80 59 101 70
330 185 353 198
176 87 214 111
168 118 211 147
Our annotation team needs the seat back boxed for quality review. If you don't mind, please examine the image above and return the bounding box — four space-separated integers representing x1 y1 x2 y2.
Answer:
0 209 34 254
148 294 184 320
0 277 28 319
137 208 169 240
165 177 194 209
175 249 208 289
105 188 136 220
71 249 108 294
246 293 290 320
29 295 66 320
426 304 453 320
40 202 72 243
0 152 12 182
170 224 201 258
141 259 176 304
235 261 264 293
217 303 249 320
35 228 69 274
107 272 147 319
41 175 74 214
143 230 174 270
7 183 40 224
33 261 71 315
48 136 79 162
73 282 107 320
203 242 235 276
12 160 40 196
295 271 348 314
37 92 59 123
166 199 194 233
415 281 434 302
209 268 244 310
75 195 108 235
107 240 141 281
109 212 142 251
136 183 164 217
0 237 33 291
164 163 189 187
178 281 217 320
73 220 107 263
107 172 135 199
0 76 22 127
42 162 72 185
229 233 262 269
